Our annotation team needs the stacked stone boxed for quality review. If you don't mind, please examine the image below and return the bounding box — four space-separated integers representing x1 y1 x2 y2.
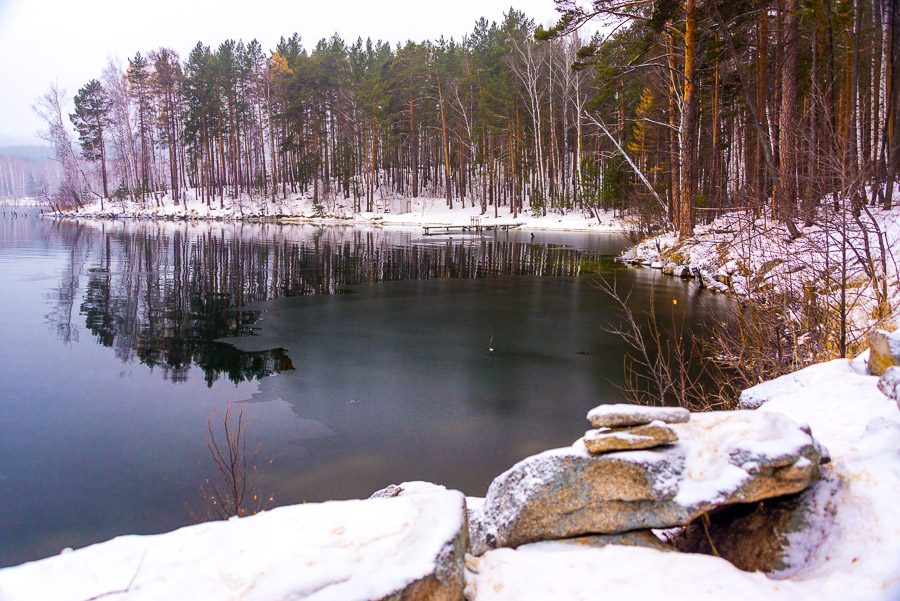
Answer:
582 404 690 454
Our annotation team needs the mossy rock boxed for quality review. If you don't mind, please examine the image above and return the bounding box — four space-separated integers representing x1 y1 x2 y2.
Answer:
662 249 689 265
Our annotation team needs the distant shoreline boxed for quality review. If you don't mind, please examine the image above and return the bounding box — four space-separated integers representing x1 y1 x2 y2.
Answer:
34 194 626 233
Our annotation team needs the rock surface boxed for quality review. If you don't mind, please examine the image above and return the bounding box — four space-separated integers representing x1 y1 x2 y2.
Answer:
868 329 900 376
586 404 690 428
469 410 820 555
369 480 452 499
0 486 469 601
582 421 678 453
557 530 674 552
877 366 900 405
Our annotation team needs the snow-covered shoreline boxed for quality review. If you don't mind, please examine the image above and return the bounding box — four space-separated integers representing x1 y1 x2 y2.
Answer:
43 192 625 232
620 197 900 359
1 351 898 600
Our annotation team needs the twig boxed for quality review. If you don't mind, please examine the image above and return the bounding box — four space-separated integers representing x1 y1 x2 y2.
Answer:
700 513 720 558
81 549 147 601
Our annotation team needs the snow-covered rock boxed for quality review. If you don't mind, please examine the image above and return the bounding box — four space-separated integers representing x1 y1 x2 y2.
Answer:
722 357 900 598
736 361 863 410
369 480 450 499
714 273 732 286
696 269 718 290
868 329 900 376
738 358 892 458
0 488 469 601
877 366 900 405
587 403 690 427
468 411 820 555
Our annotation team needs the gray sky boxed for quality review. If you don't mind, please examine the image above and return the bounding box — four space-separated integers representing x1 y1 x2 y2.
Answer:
0 0 561 146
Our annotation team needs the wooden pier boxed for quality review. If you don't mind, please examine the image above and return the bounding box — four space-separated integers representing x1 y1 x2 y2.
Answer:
423 219 523 236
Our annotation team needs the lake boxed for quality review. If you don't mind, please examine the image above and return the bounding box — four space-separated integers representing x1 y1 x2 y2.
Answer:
0 208 732 567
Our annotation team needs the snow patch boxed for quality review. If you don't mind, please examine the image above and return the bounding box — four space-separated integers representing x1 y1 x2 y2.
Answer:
0 490 466 601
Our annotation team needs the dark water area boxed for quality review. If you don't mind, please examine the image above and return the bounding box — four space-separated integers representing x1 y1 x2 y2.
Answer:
0 208 732 567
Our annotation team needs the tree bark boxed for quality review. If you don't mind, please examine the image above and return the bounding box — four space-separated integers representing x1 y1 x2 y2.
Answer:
680 0 698 239
779 0 800 222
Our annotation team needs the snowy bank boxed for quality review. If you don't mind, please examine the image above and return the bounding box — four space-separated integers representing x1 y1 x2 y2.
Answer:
0 486 468 601
48 191 624 232
622 197 900 349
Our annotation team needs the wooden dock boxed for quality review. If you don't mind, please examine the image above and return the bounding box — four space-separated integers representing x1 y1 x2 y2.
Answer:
423 220 523 236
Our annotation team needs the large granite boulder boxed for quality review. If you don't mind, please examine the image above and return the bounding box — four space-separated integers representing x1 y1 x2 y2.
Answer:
868 329 900 376
469 410 821 555
0 485 468 601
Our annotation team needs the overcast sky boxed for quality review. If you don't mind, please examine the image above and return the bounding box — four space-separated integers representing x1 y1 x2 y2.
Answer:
0 0 562 146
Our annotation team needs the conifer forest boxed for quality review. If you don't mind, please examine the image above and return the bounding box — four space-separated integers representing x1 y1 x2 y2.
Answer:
33 1 900 237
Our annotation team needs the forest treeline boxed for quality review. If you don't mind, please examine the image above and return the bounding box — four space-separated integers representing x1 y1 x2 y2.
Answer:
0 146 61 200
34 1 900 237
536 0 900 238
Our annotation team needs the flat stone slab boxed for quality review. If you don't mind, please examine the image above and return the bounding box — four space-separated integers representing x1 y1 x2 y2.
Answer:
583 421 678 453
587 404 691 428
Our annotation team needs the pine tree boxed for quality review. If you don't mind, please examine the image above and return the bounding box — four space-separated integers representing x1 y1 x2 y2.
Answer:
70 79 112 203
151 48 182 203
127 53 153 198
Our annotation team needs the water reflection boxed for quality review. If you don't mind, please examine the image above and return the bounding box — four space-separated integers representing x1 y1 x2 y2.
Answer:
0 209 738 568
42 220 600 385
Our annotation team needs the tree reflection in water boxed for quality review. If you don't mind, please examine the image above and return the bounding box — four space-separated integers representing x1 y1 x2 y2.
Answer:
45 221 594 386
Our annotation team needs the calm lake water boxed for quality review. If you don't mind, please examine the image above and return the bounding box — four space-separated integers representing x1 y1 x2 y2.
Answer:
0 207 732 567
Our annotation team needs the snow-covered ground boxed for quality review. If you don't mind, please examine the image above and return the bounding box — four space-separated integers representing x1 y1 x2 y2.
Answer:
0 487 467 601
465 354 900 601
51 190 623 232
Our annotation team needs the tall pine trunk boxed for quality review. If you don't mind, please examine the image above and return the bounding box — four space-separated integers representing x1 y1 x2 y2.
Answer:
436 69 453 208
779 0 800 222
680 0 698 239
